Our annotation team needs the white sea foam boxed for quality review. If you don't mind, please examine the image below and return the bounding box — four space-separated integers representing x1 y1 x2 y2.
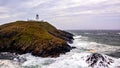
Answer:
96 33 107 35
70 35 120 54
0 60 20 68
19 52 120 68
19 35 120 68
118 33 120 35
74 35 82 39
0 35 120 68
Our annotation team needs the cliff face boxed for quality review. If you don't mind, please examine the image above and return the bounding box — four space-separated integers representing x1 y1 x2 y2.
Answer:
0 21 73 57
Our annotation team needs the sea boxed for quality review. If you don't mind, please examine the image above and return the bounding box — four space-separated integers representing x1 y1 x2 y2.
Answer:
0 30 120 68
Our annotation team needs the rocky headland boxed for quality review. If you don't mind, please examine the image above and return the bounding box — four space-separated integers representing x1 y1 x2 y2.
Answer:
0 20 74 57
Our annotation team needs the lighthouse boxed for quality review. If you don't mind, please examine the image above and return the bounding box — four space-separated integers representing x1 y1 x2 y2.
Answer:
36 14 39 21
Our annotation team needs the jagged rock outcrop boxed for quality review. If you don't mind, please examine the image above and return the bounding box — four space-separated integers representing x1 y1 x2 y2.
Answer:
86 53 114 68
0 20 73 57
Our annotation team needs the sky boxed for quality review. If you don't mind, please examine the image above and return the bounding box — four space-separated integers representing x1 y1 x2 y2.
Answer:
0 0 120 30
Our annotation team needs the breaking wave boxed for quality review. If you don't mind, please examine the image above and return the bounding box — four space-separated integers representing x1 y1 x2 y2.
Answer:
0 35 120 68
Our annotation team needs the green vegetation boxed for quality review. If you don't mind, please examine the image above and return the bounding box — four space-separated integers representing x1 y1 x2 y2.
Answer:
0 20 73 57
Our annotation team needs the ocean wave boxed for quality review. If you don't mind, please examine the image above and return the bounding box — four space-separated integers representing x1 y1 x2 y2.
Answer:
0 35 120 68
8 52 120 68
70 35 120 54
0 52 120 68
117 33 120 35
84 33 107 35
0 60 20 68
14 35 120 68
73 35 82 39
96 33 107 35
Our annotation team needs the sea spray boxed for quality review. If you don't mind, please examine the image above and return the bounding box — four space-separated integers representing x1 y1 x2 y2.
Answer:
0 30 120 68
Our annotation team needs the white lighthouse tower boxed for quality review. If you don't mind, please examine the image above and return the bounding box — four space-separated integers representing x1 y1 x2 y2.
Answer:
36 14 39 21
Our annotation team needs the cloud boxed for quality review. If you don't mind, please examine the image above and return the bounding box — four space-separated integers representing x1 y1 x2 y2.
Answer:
0 0 120 29
0 14 10 19
36 0 120 18
20 0 51 8
0 12 25 19
48 0 107 10
0 6 9 13
1 0 119 18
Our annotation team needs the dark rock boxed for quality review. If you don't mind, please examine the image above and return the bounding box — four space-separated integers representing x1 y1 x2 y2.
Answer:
71 46 76 49
86 53 114 67
0 52 17 60
0 52 26 63
58 30 74 43
32 44 72 57
48 30 74 44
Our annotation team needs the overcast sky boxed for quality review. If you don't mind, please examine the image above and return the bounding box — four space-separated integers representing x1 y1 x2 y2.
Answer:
0 0 120 30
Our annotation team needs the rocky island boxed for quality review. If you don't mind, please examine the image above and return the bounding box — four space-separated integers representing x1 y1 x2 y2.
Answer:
0 20 74 57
